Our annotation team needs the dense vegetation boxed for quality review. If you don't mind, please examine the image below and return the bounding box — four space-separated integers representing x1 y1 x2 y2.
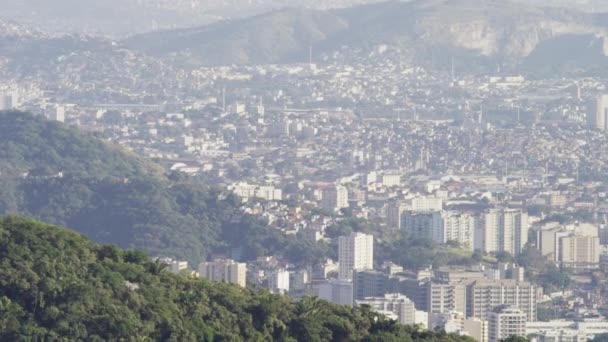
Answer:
0 111 285 264
0 216 477 341
0 111 161 180
326 217 479 270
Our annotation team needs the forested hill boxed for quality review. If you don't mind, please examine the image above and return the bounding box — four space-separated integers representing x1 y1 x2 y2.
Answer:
0 111 162 179
0 111 285 264
0 216 476 341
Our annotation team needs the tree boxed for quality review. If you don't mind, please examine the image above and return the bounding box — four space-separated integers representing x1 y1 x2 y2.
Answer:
495 251 514 263
0 216 480 341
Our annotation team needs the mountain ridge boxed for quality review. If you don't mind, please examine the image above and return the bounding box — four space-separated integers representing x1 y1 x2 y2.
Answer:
124 0 608 69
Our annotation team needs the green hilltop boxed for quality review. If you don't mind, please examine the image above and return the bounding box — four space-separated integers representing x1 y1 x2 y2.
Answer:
0 111 284 264
0 216 476 341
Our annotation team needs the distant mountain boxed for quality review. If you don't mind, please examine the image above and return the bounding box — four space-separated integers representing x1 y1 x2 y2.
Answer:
126 8 348 66
0 19 183 102
0 0 379 37
0 111 286 263
125 0 608 70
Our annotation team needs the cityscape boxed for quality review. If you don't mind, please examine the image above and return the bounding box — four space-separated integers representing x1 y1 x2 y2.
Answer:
3 0 608 341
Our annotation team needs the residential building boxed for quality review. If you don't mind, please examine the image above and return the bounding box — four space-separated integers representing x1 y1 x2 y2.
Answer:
527 320 608 342
401 210 443 241
480 209 528 256
442 211 478 250
357 293 419 326
315 279 354 306
537 226 571 262
412 196 443 211
467 280 537 321
488 306 527 342
465 318 489 342
380 173 401 187
559 235 600 269
427 281 469 316
588 94 608 131
198 259 247 287
338 232 374 280
321 185 349 212
268 269 290 294
387 202 408 229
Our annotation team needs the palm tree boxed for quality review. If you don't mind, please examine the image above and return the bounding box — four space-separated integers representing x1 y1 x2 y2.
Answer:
147 258 169 275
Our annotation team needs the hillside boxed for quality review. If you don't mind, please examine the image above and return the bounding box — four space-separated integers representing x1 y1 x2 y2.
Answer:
0 111 285 264
0 216 477 341
0 111 161 179
125 8 348 67
125 0 608 70
0 0 375 37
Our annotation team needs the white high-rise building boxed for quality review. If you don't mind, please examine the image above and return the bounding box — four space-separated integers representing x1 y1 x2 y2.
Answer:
321 185 349 212
488 306 527 342
559 235 600 269
268 269 290 294
442 212 478 250
357 294 420 325
589 95 608 131
338 232 374 280
51 105 65 122
198 259 247 287
467 280 537 322
479 209 528 256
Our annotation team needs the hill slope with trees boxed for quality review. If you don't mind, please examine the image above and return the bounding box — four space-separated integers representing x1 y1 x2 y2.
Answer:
0 216 477 341
0 111 285 264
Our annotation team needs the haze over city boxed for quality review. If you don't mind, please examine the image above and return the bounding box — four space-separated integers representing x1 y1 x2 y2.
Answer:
3 0 608 341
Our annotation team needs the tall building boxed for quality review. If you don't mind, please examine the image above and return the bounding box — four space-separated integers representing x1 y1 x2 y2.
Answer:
538 226 601 270
442 212 478 250
559 235 600 269
488 306 527 342
316 279 354 306
338 232 374 280
354 270 394 300
588 95 608 131
480 209 528 256
198 259 247 287
537 226 571 262
357 293 419 326
353 270 431 311
268 269 290 294
467 280 537 322
464 318 489 342
321 185 349 212
387 202 407 229
51 105 66 123
427 282 468 316
401 210 443 241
